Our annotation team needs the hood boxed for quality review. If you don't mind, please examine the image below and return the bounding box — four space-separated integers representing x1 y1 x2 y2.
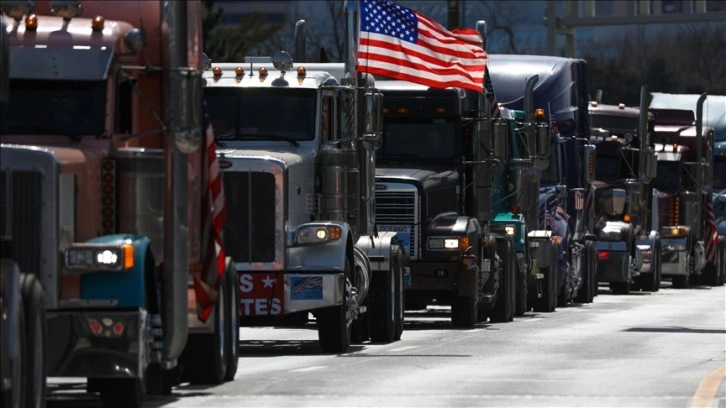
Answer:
376 167 454 184
217 145 315 169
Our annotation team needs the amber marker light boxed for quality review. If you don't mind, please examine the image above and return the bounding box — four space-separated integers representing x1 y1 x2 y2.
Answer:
297 66 306 76
623 214 631 222
212 67 222 78
25 14 38 31
535 108 545 120
235 66 244 76
92 15 105 31
259 67 268 77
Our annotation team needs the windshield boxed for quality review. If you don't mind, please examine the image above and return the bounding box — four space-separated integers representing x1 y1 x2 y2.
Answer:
595 154 621 181
0 79 106 136
205 88 316 141
714 158 726 189
591 114 638 135
376 119 458 164
653 161 679 190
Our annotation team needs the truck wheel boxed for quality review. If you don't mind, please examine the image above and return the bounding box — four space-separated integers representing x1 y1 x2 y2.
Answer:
369 268 396 343
3 292 27 408
514 261 528 317
185 276 228 385
609 280 631 295
673 252 694 289
639 242 661 292
21 273 46 408
533 246 557 313
317 257 353 353
491 239 515 323
223 261 239 382
97 378 145 408
392 245 404 340
574 242 595 303
451 295 477 328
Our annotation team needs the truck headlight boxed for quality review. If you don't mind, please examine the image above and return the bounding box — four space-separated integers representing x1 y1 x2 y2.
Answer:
661 226 687 238
295 225 342 245
504 225 516 236
428 237 462 250
65 243 135 271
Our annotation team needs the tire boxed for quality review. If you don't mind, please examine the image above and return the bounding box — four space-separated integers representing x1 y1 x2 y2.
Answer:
609 280 631 295
639 243 661 292
673 252 694 289
514 260 528 317
3 291 27 408
451 295 477 328
533 246 557 313
392 245 404 341
223 262 239 382
490 239 515 323
185 276 227 385
574 242 595 303
98 378 144 408
369 268 396 343
20 274 46 408
317 257 352 353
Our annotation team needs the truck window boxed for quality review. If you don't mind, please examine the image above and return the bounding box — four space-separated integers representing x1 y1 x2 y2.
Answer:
653 161 679 190
377 119 458 163
0 79 106 136
591 114 638 135
205 88 316 141
595 154 621 181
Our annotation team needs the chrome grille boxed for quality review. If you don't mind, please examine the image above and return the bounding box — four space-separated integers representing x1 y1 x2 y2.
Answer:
375 187 419 259
222 171 276 263
0 170 43 275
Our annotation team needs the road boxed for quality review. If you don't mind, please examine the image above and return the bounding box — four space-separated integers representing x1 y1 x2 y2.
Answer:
49 283 726 408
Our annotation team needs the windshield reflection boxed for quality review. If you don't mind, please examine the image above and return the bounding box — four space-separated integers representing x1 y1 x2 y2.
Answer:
377 120 458 164
0 79 106 136
205 88 316 141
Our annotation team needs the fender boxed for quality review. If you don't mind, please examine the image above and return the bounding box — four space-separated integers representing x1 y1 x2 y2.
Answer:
286 221 352 270
355 231 400 274
78 234 152 308
635 230 659 273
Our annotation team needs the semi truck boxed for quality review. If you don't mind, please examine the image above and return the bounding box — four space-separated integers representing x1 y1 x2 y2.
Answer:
488 55 598 308
373 65 554 326
203 5 404 352
1 1 239 406
588 87 661 294
649 93 719 287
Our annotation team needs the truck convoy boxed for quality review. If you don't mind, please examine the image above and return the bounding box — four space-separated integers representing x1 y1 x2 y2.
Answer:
1 1 239 407
373 66 554 326
588 87 661 294
487 55 599 308
203 6 404 352
649 92 723 287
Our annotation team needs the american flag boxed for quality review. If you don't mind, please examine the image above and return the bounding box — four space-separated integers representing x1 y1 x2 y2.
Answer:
357 0 487 92
704 198 719 264
194 105 228 322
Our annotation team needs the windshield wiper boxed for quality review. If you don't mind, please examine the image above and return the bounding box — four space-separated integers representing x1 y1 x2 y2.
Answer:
238 133 299 147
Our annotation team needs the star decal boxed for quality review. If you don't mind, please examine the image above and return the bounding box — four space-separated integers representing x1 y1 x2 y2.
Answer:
262 275 276 288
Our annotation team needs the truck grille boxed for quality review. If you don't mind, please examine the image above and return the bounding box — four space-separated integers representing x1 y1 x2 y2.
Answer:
375 189 419 259
0 170 43 275
222 171 276 263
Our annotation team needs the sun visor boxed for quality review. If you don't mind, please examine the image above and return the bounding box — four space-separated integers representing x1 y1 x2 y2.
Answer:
10 46 114 80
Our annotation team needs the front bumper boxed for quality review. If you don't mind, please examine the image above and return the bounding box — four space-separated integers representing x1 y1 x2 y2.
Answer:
47 309 148 379
406 261 480 299
595 240 631 282
660 237 689 276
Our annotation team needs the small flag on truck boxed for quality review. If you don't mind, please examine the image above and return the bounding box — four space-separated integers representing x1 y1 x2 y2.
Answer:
357 0 488 92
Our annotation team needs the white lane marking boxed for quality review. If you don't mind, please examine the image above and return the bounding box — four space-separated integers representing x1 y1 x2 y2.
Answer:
291 366 327 372
388 345 420 352
523 318 543 322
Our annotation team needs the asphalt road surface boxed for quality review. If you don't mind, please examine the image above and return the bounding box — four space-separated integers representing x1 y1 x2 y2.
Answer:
49 282 726 408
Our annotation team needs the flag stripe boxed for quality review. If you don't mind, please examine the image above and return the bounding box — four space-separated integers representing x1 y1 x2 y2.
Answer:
357 0 487 93
705 198 718 263
194 107 228 322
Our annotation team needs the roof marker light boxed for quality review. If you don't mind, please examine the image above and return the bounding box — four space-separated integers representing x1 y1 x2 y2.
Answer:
25 14 38 31
92 15 104 31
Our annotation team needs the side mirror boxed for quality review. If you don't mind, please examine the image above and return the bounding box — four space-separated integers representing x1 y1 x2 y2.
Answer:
555 184 567 206
535 123 551 158
363 90 383 136
172 70 203 153
0 20 8 107
639 147 657 182
583 144 597 185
